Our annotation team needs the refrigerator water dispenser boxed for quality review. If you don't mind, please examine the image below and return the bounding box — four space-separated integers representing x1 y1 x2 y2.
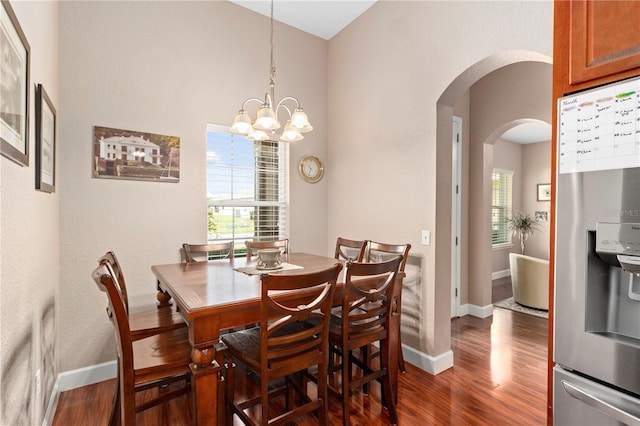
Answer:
586 223 640 347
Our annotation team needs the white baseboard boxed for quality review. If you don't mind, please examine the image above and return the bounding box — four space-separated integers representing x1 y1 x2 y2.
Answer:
467 303 494 318
402 344 453 375
42 379 60 426
456 303 495 319
492 269 511 281
58 360 117 392
456 303 470 317
42 361 117 426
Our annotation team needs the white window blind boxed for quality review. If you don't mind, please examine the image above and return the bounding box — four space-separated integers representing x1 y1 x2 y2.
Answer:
206 124 288 254
492 169 513 246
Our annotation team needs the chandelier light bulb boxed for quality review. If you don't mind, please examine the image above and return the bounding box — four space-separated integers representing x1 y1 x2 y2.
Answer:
253 105 280 131
230 110 253 135
280 121 304 142
248 129 270 141
290 108 313 132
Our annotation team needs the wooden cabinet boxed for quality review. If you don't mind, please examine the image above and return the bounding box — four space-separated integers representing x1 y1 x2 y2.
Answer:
554 0 640 95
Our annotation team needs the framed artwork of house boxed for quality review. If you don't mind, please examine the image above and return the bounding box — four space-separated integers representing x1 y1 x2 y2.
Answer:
93 125 180 182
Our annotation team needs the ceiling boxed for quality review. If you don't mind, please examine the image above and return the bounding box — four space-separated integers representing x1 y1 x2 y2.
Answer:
500 122 551 145
231 1 551 145
229 0 377 40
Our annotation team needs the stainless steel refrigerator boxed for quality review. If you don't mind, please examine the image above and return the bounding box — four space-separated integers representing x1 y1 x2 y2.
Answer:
554 76 640 425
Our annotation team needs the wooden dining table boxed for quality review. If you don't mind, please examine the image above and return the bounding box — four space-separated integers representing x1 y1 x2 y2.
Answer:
151 252 401 426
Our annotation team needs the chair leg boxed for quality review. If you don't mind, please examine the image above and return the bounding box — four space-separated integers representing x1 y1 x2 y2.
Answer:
361 344 370 395
110 360 121 426
381 374 399 426
316 364 329 426
286 373 298 411
109 377 120 426
398 338 406 373
342 350 351 426
380 339 399 426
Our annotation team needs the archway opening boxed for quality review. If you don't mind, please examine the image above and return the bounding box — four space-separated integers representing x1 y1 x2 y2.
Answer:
435 51 552 351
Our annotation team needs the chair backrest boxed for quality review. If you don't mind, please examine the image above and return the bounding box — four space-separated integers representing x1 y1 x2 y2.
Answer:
244 239 289 260
182 242 234 263
366 241 411 272
334 237 367 262
98 251 131 313
259 263 342 382
340 256 403 350
92 261 135 387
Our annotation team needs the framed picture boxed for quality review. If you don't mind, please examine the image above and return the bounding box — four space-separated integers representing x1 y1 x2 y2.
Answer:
0 0 30 166
93 125 180 182
535 211 548 222
537 183 551 201
36 84 55 193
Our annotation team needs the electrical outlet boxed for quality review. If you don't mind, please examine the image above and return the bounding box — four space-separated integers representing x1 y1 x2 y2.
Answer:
421 230 431 246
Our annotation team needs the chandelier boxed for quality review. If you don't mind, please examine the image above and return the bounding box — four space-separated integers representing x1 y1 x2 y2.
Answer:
230 0 312 142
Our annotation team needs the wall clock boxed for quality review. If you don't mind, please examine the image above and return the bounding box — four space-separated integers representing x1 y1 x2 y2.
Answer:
299 155 324 183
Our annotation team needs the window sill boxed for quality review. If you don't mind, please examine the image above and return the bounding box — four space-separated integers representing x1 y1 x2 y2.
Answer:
492 242 513 251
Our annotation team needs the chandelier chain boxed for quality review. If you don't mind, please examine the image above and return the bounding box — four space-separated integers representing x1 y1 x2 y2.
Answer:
269 0 276 87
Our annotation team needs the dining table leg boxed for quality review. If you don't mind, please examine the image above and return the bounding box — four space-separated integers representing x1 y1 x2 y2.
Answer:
190 344 224 426
190 360 220 426
156 280 173 308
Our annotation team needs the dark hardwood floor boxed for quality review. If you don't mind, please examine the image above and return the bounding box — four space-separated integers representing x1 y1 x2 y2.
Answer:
52 293 547 425
492 276 513 304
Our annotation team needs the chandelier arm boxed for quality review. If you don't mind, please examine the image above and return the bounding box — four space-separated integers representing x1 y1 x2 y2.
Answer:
241 98 266 110
275 96 301 112
275 104 292 121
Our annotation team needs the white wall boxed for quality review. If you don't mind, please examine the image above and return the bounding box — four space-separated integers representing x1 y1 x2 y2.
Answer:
0 2 59 424
328 1 552 360
58 1 328 373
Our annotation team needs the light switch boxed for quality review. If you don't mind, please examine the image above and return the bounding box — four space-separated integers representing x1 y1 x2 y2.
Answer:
421 230 431 246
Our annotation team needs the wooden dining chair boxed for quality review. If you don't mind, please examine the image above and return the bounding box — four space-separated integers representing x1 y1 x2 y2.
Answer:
182 241 234 263
98 251 186 341
92 261 193 426
365 241 411 373
244 239 289 260
221 263 343 426
326 256 402 426
334 237 367 262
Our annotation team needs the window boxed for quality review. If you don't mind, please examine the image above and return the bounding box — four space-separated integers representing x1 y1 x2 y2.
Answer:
492 169 513 247
206 124 288 254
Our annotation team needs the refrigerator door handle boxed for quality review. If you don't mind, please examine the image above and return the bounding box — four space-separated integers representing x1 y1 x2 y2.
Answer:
561 380 640 426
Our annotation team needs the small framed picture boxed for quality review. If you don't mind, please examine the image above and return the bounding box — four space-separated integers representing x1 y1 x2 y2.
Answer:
537 183 551 201
0 0 31 166
535 211 548 222
35 84 56 192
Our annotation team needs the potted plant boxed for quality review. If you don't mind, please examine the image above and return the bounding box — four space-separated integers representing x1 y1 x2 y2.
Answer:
507 212 539 255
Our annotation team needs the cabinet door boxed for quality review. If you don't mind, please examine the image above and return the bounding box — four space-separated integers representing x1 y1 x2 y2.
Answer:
569 0 640 85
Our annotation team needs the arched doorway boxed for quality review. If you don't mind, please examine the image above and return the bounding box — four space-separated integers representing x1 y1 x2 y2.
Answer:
435 51 552 337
